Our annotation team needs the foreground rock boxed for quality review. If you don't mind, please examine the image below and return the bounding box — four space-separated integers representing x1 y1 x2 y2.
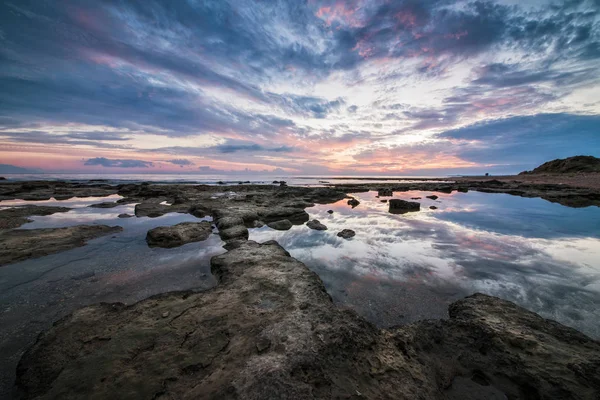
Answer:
16 241 600 399
306 219 327 230
146 221 213 248
0 205 70 229
0 225 122 266
389 199 421 214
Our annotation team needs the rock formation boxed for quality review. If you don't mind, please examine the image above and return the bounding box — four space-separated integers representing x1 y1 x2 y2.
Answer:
146 221 213 248
15 241 600 399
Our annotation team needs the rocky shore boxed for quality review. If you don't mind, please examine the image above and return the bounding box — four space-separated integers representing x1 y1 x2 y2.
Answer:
1 178 600 398
15 241 600 399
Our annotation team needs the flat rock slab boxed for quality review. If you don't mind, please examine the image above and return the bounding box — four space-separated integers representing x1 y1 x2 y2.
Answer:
15 241 600 399
0 225 122 266
0 205 71 229
146 221 213 248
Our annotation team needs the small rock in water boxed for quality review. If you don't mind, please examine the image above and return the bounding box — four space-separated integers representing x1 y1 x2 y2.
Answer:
337 229 355 239
378 188 393 197
411 197 421 200
306 220 328 231
389 199 420 214
426 195 439 200
267 219 293 230
327 210 334 214
347 198 360 208
118 213 133 218
380 199 388 203
429 206 438 210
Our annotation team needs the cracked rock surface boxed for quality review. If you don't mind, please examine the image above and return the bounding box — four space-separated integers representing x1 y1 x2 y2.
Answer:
15 241 600 399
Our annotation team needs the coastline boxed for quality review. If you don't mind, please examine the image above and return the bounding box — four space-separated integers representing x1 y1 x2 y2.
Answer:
1 178 600 398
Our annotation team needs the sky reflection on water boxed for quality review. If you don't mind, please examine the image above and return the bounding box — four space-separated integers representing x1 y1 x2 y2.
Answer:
0 197 224 396
249 190 600 338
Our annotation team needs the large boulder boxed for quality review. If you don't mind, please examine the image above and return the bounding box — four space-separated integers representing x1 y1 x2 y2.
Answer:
146 221 213 248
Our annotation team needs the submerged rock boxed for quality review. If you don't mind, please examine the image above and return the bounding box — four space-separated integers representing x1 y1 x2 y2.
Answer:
426 195 439 200
388 199 420 214
0 225 122 266
267 219 293 230
337 229 355 239
117 213 133 218
146 221 213 248
16 241 600 399
327 210 334 214
0 205 71 229
306 219 328 231
88 202 119 209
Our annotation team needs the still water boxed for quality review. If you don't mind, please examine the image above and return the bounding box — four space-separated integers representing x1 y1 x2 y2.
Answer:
251 190 600 337
0 189 599 396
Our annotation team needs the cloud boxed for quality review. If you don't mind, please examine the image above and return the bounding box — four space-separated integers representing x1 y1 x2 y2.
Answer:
84 157 154 168
438 113 600 167
166 159 193 166
214 141 295 154
0 0 599 175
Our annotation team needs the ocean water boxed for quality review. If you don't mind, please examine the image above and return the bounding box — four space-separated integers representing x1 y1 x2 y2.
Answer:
0 186 599 396
0 173 446 186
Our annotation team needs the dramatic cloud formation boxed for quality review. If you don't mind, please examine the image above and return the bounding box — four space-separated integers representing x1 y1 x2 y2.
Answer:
0 0 598 174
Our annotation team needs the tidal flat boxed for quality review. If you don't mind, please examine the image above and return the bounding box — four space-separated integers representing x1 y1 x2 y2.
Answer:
1 178 599 399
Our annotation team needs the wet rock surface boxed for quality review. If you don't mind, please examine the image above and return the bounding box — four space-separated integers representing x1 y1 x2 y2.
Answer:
15 242 600 400
337 229 356 239
267 219 293 230
146 221 213 248
0 225 122 266
389 199 421 214
0 206 71 230
306 219 328 230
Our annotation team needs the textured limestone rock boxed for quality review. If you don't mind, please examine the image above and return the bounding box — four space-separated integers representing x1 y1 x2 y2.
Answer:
0 225 122 266
146 221 213 248
0 205 70 229
15 242 600 399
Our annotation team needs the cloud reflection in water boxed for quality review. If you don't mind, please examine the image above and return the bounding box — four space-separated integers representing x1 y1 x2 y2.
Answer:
249 190 600 338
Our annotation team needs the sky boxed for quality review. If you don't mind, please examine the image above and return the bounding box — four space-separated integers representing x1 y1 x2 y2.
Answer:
0 0 599 176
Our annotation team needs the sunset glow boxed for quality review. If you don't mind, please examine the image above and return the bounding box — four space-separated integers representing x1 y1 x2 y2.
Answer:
1 0 599 175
